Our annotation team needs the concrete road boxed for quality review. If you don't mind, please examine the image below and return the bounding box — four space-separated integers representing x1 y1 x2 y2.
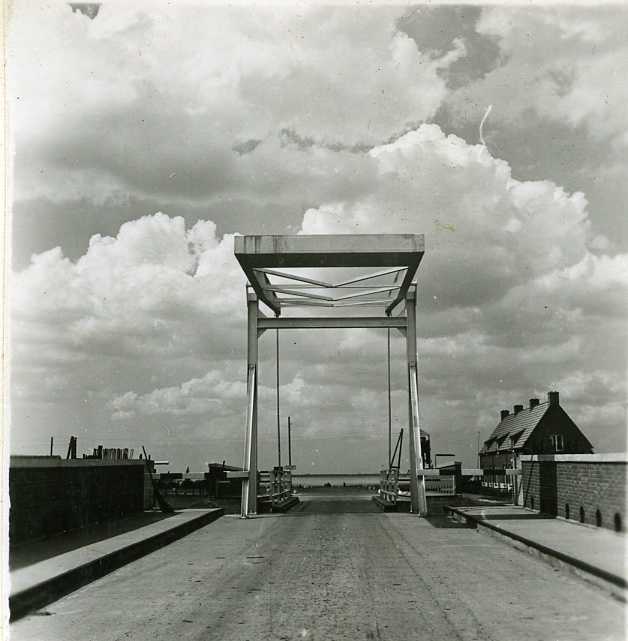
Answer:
11 492 625 641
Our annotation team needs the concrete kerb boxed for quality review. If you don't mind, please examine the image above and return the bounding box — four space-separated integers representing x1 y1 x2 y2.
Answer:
447 505 627 602
10 508 224 622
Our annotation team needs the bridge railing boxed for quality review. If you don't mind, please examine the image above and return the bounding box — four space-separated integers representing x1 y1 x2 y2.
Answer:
379 470 456 503
258 467 293 502
424 475 456 495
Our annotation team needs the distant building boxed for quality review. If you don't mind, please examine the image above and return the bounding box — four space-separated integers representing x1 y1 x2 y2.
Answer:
206 462 245 499
479 391 593 491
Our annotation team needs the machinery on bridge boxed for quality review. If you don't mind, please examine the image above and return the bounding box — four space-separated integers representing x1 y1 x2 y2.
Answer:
377 428 442 509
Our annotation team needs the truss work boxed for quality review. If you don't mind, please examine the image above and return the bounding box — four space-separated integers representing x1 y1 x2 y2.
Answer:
232 234 427 516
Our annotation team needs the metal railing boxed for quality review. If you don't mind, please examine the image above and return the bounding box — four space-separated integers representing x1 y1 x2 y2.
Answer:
424 476 456 495
259 467 293 502
379 470 456 503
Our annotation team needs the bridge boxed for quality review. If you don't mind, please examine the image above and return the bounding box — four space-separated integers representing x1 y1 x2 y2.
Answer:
9 235 625 640
230 234 428 516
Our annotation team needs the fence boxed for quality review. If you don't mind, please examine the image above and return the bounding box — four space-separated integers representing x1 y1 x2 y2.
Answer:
258 468 293 503
424 476 456 495
379 470 456 504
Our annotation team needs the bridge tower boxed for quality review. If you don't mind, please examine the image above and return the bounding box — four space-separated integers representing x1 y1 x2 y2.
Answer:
232 235 427 516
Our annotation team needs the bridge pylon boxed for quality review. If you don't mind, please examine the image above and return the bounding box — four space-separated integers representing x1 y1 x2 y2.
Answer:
233 235 427 516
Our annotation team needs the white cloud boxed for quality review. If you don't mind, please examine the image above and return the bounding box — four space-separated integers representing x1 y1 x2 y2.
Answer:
12 122 627 465
9 3 459 204
302 125 593 307
109 370 245 420
447 7 628 150
299 123 626 450
8 5 627 469
11 213 246 404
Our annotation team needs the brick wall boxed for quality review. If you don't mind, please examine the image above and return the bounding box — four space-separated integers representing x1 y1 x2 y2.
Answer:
10 457 146 543
521 454 626 532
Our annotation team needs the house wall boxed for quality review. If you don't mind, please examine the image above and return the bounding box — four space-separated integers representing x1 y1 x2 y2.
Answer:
524 406 593 454
10 457 146 543
479 452 512 471
520 454 626 532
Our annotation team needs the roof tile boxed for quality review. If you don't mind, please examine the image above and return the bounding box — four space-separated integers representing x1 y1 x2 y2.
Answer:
485 402 549 451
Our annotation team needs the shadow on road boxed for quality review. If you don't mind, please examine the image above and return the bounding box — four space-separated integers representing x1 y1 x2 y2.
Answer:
423 516 473 529
296 499 382 514
10 511 174 570
282 490 382 515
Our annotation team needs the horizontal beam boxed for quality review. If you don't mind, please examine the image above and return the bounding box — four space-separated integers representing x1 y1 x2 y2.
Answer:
235 234 424 268
257 316 407 330
226 471 249 480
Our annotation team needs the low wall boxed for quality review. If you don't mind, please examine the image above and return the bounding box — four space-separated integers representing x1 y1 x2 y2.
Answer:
520 454 626 532
10 456 147 543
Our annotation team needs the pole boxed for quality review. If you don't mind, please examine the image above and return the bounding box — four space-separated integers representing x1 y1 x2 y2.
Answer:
476 431 480 468
242 289 259 517
276 329 281 468
406 284 426 515
288 416 292 468
50 436 53 456
387 328 392 468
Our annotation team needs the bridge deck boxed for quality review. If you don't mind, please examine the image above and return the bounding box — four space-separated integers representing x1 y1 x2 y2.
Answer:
11 492 624 641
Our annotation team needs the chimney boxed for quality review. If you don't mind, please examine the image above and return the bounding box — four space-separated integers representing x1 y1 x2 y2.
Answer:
548 391 559 406
513 404 524 415
500 409 510 421
529 398 540 409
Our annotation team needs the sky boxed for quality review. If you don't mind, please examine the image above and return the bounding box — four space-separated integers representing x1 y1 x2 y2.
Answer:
7 2 628 473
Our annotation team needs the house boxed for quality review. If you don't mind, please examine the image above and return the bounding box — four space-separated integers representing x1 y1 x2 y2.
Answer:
479 391 593 491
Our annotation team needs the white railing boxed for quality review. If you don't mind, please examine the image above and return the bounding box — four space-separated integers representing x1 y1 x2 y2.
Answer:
424 476 456 495
379 470 456 502
259 468 293 501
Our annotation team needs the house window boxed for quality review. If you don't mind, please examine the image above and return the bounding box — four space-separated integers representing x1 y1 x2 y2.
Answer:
549 434 564 452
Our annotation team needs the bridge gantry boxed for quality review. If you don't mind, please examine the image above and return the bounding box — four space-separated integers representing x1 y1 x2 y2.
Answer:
231 234 427 516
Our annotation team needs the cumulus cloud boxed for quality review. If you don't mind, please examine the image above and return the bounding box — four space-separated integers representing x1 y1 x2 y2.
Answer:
8 4 627 470
444 7 628 150
303 125 592 308
15 123 619 466
109 370 245 420
12 124 628 466
11 213 246 408
299 124 627 453
9 2 460 205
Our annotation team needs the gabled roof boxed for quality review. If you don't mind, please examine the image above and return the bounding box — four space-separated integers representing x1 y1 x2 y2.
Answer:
481 402 549 453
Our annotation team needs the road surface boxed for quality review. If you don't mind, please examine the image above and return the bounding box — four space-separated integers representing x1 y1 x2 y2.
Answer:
11 492 625 641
